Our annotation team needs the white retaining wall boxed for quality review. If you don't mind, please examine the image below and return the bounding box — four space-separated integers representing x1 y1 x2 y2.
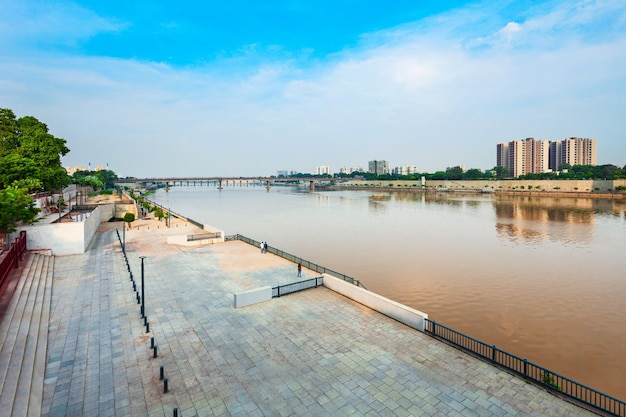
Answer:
322 274 429 332
21 205 103 255
234 286 273 308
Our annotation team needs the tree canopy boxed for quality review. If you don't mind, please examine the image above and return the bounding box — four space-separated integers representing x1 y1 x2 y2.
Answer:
71 169 118 189
0 108 70 192
0 187 39 234
0 108 70 235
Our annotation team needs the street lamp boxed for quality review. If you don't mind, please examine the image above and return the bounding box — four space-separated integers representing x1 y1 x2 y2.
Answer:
139 256 146 319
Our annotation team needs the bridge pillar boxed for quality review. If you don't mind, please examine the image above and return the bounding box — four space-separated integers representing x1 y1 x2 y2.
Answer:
309 180 315 191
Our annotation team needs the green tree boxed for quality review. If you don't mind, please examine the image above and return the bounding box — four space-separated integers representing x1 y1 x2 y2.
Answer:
0 108 70 191
0 187 40 234
492 166 509 179
464 168 484 179
123 212 135 230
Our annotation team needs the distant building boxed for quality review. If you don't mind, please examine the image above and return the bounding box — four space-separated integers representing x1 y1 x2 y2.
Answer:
64 166 84 175
557 137 597 169
339 166 365 175
497 137 596 177
392 165 419 176
315 166 331 176
368 160 389 175
277 170 299 177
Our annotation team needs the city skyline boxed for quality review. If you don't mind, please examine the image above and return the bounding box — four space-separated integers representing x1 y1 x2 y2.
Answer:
2 0 625 177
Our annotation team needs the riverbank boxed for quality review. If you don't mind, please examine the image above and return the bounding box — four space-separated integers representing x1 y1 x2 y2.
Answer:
33 219 601 416
318 178 626 199
316 185 626 200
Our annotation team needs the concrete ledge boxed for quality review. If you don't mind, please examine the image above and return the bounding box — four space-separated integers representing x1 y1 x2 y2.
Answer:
234 286 273 308
166 235 221 246
322 274 428 332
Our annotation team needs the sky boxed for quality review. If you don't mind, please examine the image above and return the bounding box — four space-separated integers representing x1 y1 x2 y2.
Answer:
1 0 625 177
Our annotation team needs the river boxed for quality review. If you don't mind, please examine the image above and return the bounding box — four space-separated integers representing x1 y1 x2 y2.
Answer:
151 185 626 399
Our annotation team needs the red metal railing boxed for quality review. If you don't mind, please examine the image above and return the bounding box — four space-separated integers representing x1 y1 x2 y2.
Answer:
0 231 27 287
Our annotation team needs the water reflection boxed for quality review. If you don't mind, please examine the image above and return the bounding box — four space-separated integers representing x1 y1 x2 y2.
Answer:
151 186 626 398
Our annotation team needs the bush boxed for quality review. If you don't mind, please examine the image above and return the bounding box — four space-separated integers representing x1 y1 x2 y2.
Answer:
101 189 113 195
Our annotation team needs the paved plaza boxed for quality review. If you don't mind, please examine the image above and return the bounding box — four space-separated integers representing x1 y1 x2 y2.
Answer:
12 219 600 416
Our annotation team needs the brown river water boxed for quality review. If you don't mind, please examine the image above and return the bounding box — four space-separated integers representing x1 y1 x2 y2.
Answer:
152 186 626 399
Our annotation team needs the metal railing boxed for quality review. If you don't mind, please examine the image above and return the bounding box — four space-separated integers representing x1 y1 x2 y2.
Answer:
273 276 323 298
225 234 368 290
425 319 626 417
0 231 27 287
187 233 221 241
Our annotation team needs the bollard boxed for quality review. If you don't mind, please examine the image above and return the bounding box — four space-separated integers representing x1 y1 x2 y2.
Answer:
164 377 168 393
173 407 178 417
133 282 136 291
151 337 155 349
136 293 140 304
144 316 148 326
153 345 158 358
160 365 164 380
146 321 150 333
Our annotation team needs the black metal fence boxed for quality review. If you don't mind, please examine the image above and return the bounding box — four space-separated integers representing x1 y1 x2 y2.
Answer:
425 319 626 417
225 234 367 290
272 277 324 297
187 233 221 241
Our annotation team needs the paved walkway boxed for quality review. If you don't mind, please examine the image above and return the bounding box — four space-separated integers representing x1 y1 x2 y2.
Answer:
38 221 598 416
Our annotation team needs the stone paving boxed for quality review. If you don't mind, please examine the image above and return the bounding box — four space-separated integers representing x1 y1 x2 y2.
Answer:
39 220 599 416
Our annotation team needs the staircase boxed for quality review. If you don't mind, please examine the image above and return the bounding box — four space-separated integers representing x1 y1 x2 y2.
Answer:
0 253 53 417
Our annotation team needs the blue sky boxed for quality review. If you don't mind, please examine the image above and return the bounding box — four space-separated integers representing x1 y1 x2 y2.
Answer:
1 0 625 177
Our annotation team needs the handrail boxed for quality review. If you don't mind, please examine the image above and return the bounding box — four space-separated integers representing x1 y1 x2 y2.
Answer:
0 231 27 287
272 276 323 298
187 233 221 241
225 234 368 290
425 319 626 416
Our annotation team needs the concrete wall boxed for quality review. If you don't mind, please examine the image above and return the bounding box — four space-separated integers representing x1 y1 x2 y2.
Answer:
116 203 137 219
322 274 429 332
338 179 626 194
20 205 107 255
234 286 273 308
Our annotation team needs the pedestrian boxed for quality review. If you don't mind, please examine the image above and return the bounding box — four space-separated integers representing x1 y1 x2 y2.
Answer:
264 242 268 253
297 263 302 278
260 241 264 253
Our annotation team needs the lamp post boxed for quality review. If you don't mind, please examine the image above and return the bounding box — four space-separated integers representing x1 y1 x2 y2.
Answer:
139 256 146 319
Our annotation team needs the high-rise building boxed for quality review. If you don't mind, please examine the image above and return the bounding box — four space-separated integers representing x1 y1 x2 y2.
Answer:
368 160 389 175
315 166 331 176
560 137 597 168
497 137 596 177
392 165 419 176
339 166 365 175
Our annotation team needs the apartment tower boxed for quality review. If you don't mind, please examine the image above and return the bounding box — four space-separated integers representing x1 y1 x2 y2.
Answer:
496 137 595 177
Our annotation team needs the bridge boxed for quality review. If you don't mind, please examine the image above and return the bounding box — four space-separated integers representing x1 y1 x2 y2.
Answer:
118 176 333 191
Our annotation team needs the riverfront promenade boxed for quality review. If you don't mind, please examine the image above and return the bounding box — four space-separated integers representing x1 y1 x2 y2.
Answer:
3 217 601 416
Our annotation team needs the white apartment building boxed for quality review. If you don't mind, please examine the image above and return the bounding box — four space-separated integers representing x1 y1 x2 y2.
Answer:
497 137 596 177
392 165 419 176
315 166 331 176
339 166 365 175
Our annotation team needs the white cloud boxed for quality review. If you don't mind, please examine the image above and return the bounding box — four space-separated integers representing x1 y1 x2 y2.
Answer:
2 0 625 176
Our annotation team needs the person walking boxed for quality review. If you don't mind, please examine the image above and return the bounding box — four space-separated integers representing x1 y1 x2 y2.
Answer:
260 241 264 253
297 263 302 278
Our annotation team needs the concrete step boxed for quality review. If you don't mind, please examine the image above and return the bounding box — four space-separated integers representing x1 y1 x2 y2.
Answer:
26 256 52 417
0 254 52 417
0 254 41 393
